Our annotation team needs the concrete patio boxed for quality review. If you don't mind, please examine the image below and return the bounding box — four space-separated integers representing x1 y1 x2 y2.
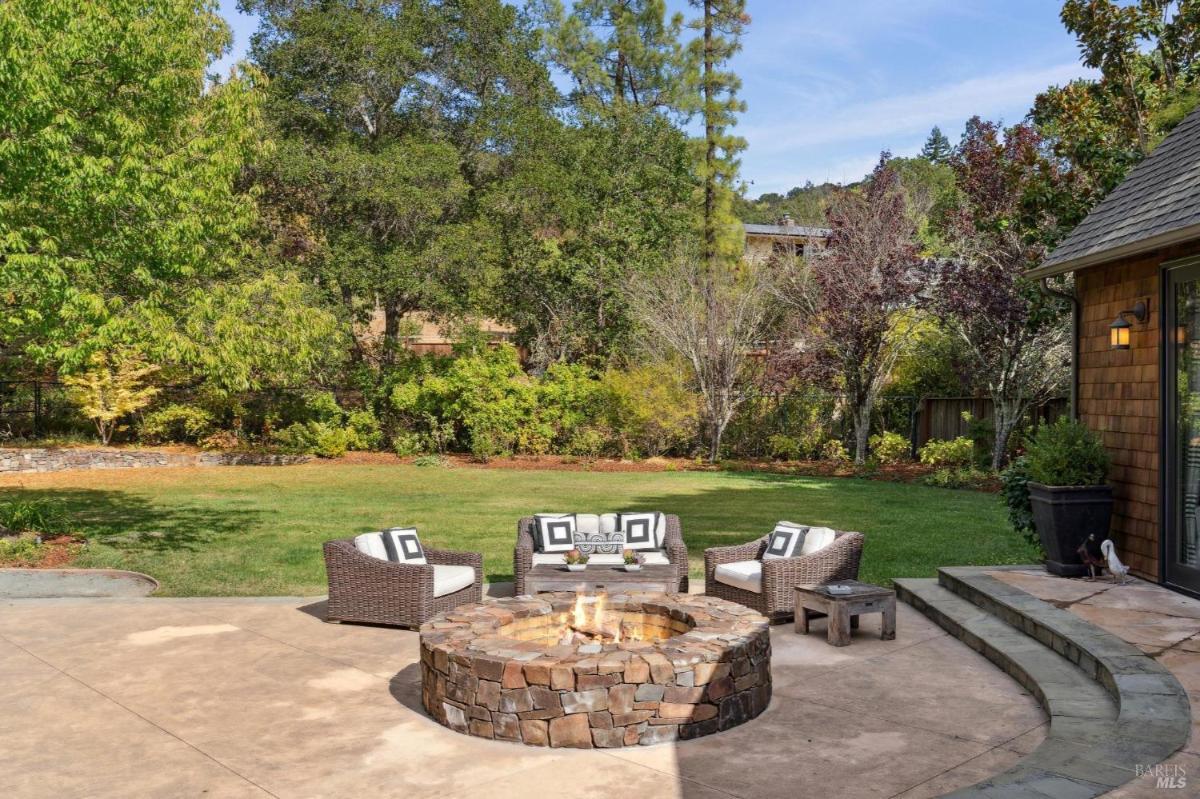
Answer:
0 595 1048 799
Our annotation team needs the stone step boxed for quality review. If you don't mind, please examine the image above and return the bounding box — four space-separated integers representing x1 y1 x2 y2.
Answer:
895 574 1189 798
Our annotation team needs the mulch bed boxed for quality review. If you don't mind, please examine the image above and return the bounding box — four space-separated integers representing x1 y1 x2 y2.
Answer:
0 535 83 569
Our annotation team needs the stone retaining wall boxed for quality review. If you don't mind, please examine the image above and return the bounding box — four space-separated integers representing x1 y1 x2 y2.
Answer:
0 447 309 474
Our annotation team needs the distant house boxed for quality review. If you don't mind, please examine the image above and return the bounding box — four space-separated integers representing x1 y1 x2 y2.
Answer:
743 214 831 264
1028 104 1200 595
361 310 516 358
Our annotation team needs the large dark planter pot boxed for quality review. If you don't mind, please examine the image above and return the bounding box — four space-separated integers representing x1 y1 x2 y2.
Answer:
1027 482 1113 577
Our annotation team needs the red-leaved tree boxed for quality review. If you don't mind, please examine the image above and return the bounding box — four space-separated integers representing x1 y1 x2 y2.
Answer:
929 118 1072 470
778 154 926 464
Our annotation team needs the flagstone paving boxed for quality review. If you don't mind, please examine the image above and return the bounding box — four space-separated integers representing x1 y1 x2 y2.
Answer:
0 594 1049 799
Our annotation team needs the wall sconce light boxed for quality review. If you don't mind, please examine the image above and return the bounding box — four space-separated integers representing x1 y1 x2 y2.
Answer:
1177 325 1188 346
1109 300 1148 350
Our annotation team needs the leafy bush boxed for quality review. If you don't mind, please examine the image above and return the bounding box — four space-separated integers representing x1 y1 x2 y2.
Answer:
869 431 910 464
1001 456 1039 547
274 421 353 458
199 429 241 450
469 423 514 462
392 431 427 457
821 439 849 462
601 363 699 457
345 409 382 451
0 535 43 566
566 428 608 459
923 467 992 490
0 499 71 535
140 403 215 444
919 437 975 468
412 454 452 468
1024 419 1109 486
767 433 803 461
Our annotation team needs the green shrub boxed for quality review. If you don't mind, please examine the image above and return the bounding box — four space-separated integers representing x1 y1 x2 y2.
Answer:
140 403 216 444
0 535 42 565
1024 419 1109 486
566 428 608 459
767 433 803 461
821 439 849 462
392 431 428 457
923 467 992 490
345 409 382 451
919 436 975 468
600 363 699 457
0 499 71 535
869 431 910 464
1001 456 1039 547
469 423 515 462
274 421 353 458
412 454 452 468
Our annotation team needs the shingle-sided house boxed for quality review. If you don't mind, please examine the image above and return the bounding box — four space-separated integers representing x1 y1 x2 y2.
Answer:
1029 104 1200 596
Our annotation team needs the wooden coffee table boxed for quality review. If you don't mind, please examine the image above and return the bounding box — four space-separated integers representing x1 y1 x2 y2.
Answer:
794 580 896 646
525 564 678 594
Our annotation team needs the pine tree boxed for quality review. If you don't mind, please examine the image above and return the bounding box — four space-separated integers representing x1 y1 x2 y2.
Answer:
920 126 952 163
688 0 748 271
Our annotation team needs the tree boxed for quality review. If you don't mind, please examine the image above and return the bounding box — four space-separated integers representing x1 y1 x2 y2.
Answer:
920 126 952 164
0 0 264 371
534 0 692 117
63 350 160 445
246 0 554 361
631 251 776 461
689 0 749 270
929 119 1072 470
777 155 926 464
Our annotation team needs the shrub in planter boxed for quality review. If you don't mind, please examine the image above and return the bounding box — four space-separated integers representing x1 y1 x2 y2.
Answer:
1023 420 1111 576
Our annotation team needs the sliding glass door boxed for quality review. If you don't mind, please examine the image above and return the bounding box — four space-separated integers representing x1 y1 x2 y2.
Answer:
1166 263 1200 594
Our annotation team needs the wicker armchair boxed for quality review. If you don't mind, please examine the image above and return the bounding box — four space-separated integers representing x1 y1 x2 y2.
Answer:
323 539 483 628
704 530 864 623
514 514 689 595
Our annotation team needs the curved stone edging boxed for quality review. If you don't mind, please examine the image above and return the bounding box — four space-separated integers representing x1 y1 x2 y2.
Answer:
0 568 159 598
897 566 1191 798
419 592 772 748
0 447 308 474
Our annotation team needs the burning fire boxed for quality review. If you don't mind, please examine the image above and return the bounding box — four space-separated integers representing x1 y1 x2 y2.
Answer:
561 592 621 644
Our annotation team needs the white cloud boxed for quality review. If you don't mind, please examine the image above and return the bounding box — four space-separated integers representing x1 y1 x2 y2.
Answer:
742 61 1093 156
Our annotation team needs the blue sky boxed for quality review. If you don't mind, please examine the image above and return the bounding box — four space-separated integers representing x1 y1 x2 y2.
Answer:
214 0 1094 197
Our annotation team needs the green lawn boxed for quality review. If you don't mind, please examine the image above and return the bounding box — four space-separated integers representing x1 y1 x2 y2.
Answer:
1 463 1038 596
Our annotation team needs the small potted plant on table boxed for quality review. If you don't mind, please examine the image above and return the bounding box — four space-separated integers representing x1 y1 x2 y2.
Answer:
1025 419 1112 577
565 549 589 572
623 549 643 572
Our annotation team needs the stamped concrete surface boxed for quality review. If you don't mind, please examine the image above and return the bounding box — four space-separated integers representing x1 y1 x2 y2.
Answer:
989 570 1200 797
0 596 1047 799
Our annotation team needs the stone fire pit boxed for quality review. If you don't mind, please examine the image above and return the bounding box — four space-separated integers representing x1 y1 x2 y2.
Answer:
419 591 771 748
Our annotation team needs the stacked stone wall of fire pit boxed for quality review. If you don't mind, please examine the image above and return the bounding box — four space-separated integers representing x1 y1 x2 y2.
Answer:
419 592 771 748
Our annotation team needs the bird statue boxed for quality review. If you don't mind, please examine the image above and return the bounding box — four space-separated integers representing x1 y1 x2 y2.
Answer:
1076 533 1105 581
1101 539 1130 585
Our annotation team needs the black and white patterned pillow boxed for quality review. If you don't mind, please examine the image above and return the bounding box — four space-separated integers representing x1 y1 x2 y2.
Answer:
762 521 808 560
574 530 625 555
535 514 577 553
618 512 662 551
382 527 427 564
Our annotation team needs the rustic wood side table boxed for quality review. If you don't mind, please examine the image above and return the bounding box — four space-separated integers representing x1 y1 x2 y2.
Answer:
794 580 896 646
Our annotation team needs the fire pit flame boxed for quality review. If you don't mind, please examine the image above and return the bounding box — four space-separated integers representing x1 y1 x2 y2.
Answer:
561 592 622 644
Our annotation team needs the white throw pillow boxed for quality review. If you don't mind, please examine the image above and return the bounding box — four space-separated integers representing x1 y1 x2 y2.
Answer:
762 521 808 560
800 526 837 555
353 532 389 561
535 514 577 553
382 527 426 564
599 513 618 535
619 511 663 551
574 513 601 534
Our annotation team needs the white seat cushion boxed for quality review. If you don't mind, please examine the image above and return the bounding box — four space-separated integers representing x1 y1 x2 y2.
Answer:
713 560 762 594
432 565 475 597
354 533 388 560
531 551 671 567
574 514 601 534
600 513 618 534
800 527 836 555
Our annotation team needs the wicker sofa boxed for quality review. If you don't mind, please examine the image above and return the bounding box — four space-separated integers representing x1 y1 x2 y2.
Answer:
514 514 689 595
323 539 482 628
704 530 864 623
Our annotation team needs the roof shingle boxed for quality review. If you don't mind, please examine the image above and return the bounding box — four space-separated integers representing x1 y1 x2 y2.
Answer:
1038 104 1200 274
